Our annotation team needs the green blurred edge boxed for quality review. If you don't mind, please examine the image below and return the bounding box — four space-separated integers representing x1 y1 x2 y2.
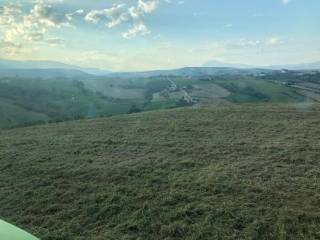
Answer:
0 219 39 240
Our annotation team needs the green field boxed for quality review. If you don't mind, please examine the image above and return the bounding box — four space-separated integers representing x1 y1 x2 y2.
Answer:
0 78 133 127
1 103 320 239
0 98 49 128
0 71 319 129
214 77 306 103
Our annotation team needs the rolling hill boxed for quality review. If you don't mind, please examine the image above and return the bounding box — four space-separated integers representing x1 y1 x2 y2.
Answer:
203 60 320 70
0 103 320 239
0 68 92 79
0 77 135 128
202 60 258 69
0 98 49 128
0 59 83 70
107 67 271 78
268 62 320 70
1 59 319 80
0 59 111 76
1 70 320 129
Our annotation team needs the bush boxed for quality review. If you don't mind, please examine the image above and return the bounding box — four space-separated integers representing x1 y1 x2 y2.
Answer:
127 105 142 114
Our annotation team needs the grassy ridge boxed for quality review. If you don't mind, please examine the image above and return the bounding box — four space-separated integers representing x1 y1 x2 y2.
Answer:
1 104 320 239
214 77 306 103
0 98 49 128
0 78 133 127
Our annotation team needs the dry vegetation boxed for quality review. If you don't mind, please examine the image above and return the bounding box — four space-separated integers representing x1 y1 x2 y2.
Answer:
1 103 320 239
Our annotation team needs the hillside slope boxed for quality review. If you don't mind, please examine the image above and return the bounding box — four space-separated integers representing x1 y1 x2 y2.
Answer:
2 70 319 129
0 104 320 239
0 98 49 128
0 59 111 76
0 78 134 128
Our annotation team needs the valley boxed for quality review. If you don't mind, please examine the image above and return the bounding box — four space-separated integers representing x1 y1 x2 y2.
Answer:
0 68 319 129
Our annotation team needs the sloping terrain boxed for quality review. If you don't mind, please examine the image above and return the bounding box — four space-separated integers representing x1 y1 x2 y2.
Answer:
0 99 49 128
1 104 320 239
0 78 133 128
1 70 319 128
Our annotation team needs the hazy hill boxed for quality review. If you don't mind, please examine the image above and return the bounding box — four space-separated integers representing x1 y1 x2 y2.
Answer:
108 67 271 78
203 60 258 69
0 77 135 128
0 68 92 79
1 59 319 79
268 61 320 70
1 104 320 239
0 59 111 76
0 59 81 69
0 65 268 79
203 60 320 70
1 70 320 128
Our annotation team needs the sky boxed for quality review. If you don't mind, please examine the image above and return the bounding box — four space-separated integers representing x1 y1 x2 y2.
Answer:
0 0 319 71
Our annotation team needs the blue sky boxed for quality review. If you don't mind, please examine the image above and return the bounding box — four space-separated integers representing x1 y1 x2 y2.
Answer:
0 0 319 71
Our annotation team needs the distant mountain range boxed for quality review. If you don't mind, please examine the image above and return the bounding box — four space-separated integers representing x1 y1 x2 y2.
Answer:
203 60 258 69
0 59 111 76
0 68 93 79
107 67 271 78
203 60 320 70
268 62 320 70
0 59 319 79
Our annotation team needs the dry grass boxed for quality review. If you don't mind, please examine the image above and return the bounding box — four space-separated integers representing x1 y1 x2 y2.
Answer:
1 103 320 239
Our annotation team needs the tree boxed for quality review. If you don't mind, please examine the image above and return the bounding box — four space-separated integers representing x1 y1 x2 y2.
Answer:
127 105 142 114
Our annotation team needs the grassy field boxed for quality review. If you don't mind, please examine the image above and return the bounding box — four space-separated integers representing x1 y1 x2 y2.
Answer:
1 103 320 239
0 78 134 127
215 78 306 103
0 98 49 128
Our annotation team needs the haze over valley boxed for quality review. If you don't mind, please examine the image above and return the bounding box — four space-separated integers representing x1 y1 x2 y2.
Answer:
0 58 320 129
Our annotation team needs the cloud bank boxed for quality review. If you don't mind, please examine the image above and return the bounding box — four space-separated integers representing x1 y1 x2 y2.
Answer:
0 1 77 56
0 0 162 56
85 0 160 39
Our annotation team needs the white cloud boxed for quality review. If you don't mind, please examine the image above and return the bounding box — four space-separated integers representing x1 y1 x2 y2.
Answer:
238 38 261 47
85 4 131 28
213 37 284 54
0 40 22 56
266 37 281 45
66 9 84 21
85 0 160 39
122 21 150 38
0 0 81 56
229 37 283 48
0 0 161 59
281 0 291 5
138 0 158 13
